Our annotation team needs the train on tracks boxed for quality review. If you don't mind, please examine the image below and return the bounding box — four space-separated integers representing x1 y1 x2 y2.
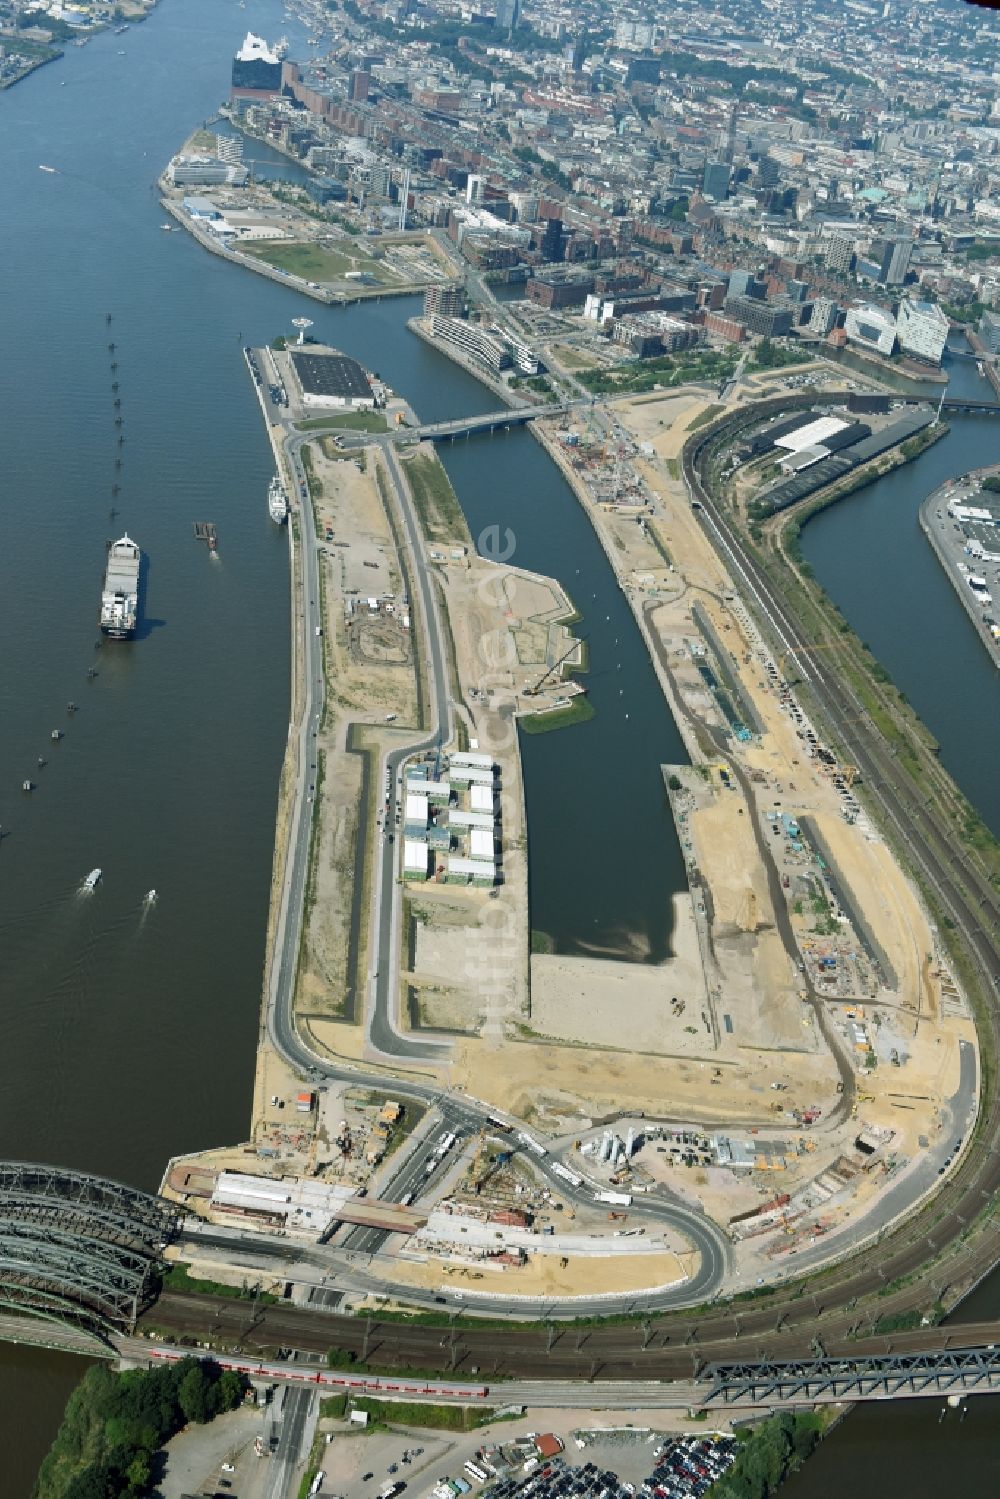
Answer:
143 1344 490 1400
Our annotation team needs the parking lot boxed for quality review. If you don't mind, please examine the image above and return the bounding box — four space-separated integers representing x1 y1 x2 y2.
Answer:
483 1437 737 1499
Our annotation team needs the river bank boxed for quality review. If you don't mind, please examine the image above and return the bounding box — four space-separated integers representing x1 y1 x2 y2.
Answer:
919 470 1000 670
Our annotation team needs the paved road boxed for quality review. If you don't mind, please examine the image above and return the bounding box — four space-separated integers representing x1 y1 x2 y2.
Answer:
264 1386 314 1499
365 443 454 1062
247 371 995 1331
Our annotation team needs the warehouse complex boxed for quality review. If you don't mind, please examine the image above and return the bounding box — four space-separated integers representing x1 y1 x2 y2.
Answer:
748 403 936 513
402 751 501 886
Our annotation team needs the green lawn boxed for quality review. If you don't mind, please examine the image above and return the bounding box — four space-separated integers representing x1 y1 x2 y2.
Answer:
245 240 397 285
519 696 595 734
296 412 388 433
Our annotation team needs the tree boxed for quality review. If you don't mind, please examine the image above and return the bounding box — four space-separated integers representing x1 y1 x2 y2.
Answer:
177 1364 212 1425
125 1452 153 1492
217 1369 245 1413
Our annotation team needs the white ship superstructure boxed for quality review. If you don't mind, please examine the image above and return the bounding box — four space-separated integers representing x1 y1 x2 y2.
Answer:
100 534 140 638
268 476 289 524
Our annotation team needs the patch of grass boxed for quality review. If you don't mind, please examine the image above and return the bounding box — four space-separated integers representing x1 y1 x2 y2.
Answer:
245 240 395 285
160 1264 279 1303
403 451 470 547
686 403 725 432
347 1396 495 1431
296 412 388 433
320 1393 349 1419
519 695 595 734
531 929 555 954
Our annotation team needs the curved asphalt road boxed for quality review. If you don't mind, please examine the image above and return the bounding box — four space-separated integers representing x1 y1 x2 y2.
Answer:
252 416 730 1307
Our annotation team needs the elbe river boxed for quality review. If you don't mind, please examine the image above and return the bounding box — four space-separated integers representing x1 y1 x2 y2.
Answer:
0 1 998 1491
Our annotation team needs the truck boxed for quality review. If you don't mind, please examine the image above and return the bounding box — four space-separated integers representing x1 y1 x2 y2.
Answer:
594 1190 632 1207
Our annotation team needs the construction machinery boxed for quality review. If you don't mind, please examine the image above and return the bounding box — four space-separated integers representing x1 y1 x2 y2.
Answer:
524 637 588 696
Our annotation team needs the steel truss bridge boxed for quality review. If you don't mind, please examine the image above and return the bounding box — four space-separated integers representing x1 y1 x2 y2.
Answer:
705 1346 1000 1406
0 1163 179 1341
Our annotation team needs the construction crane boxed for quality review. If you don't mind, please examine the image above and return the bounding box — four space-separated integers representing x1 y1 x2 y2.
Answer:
524 637 588 696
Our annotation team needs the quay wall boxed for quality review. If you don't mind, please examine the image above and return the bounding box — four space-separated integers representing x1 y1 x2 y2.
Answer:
918 470 1000 671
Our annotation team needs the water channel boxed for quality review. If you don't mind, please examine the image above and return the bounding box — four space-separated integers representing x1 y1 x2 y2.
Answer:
0 1 998 1492
0 0 687 1482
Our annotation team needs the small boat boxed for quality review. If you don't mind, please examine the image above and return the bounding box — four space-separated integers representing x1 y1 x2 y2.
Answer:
37 757 46 768
144 889 157 904
51 729 63 742
22 780 33 793
67 702 77 713
160 223 177 232
39 165 58 174
83 868 102 892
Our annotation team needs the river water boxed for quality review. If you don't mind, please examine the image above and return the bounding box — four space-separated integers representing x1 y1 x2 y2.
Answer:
1 2 998 1492
0 0 686 1485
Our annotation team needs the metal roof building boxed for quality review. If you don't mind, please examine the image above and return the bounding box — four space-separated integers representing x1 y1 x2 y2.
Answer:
404 792 429 825
449 809 495 830
470 828 496 861
403 839 430 879
447 856 496 885
470 783 495 813
774 416 848 454
290 350 376 409
448 763 495 785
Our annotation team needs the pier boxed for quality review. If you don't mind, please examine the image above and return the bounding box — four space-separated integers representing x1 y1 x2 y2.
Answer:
919 470 1000 670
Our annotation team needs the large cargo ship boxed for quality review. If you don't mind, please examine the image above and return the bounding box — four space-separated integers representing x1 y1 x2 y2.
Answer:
100 534 141 638
268 475 289 524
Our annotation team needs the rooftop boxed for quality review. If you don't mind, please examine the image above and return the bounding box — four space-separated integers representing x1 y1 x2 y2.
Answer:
291 350 374 402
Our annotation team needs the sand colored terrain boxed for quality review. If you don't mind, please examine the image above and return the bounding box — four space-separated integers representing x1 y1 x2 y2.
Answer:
449 1031 836 1131
528 897 708 1057
383 1249 692 1300
297 443 422 1025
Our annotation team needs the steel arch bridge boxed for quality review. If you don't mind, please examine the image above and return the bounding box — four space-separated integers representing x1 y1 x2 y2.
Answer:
0 1162 180 1340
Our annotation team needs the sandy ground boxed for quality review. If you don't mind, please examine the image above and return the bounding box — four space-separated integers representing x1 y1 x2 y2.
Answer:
528 898 708 1057
449 1031 836 1130
297 443 420 1026
379 1248 692 1299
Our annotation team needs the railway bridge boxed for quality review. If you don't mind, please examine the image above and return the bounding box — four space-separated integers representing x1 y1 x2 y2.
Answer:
704 1344 1000 1406
0 1162 178 1344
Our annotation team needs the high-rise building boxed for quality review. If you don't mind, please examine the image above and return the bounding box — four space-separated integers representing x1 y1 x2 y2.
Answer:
424 284 466 318
216 134 244 164
896 299 949 365
349 69 370 103
230 32 283 104
757 154 780 189
495 0 520 33
808 297 838 336
872 236 912 285
466 174 485 205
825 233 855 274
571 32 587 74
979 310 1000 355
728 269 765 299
722 295 794 337
702 161 731 203
541 217 564 262
844 303 897 356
